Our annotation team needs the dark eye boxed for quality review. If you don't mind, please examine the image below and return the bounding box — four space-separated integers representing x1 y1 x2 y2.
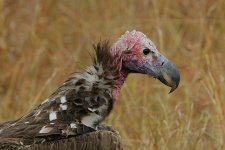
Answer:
143 48 151 55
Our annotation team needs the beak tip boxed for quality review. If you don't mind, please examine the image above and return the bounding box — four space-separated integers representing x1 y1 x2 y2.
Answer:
157 61 180 94
169 76 180 94
168 85 177 94
169 89 173 94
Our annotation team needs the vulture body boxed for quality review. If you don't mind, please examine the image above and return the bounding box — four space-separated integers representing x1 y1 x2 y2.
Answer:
0 30 180 143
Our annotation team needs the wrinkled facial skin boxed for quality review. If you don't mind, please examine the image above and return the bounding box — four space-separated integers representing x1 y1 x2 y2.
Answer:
121 31 180 93
123 37 163 74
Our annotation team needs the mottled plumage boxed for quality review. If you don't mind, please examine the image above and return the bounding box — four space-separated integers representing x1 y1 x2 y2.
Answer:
0 30 180 143
0 42 118 140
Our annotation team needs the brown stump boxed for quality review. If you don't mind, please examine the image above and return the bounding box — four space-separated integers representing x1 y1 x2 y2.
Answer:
0 130 123 150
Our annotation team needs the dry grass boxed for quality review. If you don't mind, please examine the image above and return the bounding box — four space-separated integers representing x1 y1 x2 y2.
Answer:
0 0 225 149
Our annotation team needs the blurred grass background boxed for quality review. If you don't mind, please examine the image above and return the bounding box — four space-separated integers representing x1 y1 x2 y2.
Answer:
0 0 225 149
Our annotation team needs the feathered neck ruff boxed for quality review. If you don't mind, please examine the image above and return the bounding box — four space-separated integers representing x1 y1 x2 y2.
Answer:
93 41 128 99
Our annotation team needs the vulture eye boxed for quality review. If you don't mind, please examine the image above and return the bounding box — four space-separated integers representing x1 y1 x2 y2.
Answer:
143 48 151 55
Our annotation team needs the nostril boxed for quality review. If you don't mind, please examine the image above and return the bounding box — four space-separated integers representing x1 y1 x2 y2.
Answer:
161 62 165 66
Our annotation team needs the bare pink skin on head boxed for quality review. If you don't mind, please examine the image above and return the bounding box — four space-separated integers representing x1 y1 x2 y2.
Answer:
111 31 145 59
110 30 156 99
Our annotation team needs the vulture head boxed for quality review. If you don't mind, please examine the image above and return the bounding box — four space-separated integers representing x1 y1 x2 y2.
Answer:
111 30 180 93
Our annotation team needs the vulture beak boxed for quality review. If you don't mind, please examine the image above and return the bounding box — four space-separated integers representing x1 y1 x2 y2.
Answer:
150 54 180 93
157 60 180 93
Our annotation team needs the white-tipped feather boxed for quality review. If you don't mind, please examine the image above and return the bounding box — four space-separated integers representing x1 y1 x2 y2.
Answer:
39 126 53 134
49 111 57 121
60 96 67 104
60 104 68 110
81 113 102 128
70 123 77 128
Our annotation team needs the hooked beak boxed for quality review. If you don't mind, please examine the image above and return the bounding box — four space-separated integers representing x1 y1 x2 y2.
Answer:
152 55 180 93
157 60 180 93
123 53 180 93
